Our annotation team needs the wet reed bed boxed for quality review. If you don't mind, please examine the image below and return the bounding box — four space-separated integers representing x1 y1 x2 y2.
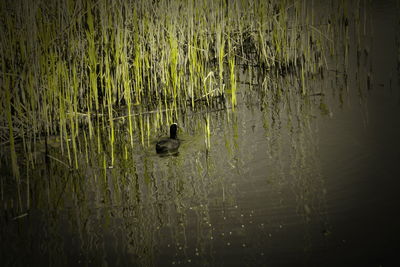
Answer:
0 0 358 211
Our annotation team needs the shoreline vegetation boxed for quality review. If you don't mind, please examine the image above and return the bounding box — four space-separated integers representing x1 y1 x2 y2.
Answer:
0 0 363 210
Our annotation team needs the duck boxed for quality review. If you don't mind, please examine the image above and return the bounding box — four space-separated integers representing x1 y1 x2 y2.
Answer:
156 123 180 154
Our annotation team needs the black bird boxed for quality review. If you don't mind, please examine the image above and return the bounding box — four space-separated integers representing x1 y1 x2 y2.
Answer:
156 123 180 154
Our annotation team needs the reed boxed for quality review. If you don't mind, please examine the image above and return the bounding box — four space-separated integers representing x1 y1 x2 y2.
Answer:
0 0 344 203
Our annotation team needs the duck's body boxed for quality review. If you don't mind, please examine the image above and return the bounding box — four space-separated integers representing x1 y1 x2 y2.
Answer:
156 123 180 154
156 137 180 153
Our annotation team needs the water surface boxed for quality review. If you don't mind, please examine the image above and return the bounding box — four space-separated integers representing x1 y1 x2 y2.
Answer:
1 1 400 266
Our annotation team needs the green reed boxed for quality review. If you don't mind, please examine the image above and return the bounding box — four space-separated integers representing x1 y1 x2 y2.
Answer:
0 0 348 211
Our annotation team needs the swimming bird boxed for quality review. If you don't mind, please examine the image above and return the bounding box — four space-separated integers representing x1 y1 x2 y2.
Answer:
156 123 180 154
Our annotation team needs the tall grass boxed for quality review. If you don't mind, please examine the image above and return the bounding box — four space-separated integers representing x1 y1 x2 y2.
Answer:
0 0 348 202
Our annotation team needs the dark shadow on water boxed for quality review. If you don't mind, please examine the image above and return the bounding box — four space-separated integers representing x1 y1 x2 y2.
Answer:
157 151 180 157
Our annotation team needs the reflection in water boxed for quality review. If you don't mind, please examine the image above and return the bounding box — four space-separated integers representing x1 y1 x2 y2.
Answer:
1 1 400 266
1 67 335 265
2 68 338 266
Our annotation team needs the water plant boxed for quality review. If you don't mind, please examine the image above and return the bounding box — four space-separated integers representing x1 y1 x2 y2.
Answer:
0 0 354 213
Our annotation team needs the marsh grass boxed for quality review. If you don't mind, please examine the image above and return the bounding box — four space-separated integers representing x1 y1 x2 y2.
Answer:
0 0 361 212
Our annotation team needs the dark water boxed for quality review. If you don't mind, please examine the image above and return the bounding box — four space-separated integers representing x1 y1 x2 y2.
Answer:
1 1 400 266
